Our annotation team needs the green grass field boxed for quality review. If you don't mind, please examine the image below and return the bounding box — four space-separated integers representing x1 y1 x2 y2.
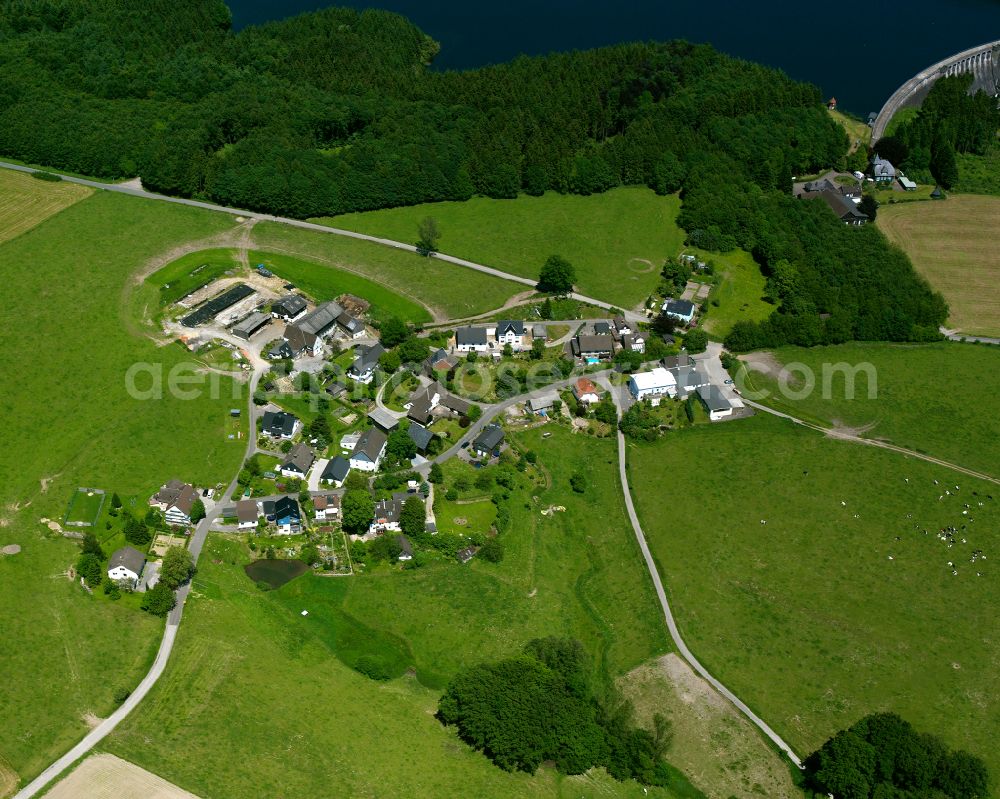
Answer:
0 169 92 244
147 249 240 307
104 427 688 797
696 248 772 339
318 188 684 310
249 249 432 325
829 109 871 154
251 221 523 321
739 342 1000 477
434 497 497 537
879 196 1000 337
629 413 1000 783
63 489 106 526
0 191 250 788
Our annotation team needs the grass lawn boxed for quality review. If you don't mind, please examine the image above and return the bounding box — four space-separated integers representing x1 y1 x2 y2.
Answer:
104 426 698 798
63 489 106 526
251 221 523 321
249 249 432 325
629 413 1000 782
696 248 772 339
145 248 240 307
883 106 919 138
318 187 684 310
739 341 1000 477
0 169 92 244
0 191 249 788
434 497 497 537
878 195 1000 336
829 109 871 154
103 537 693 799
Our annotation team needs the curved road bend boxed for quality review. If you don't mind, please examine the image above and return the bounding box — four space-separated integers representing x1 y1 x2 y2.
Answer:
14 369 265 799
0 161 645 325
594 376 804 767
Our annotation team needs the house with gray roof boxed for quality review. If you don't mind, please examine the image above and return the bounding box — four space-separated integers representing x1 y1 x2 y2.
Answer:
296 300 343 338
280 443 315 478
368 407 400 432
473 424 505 457
495 320 526 350
571 334 616 360
108 546 146 589
260 410 299 439
408 421 434 453
662 299 696 325
321 455 351 487
350 342 385 384
337 311 365 339
350 427 388 472
455 326 489 352
871 155 896 184
271 294 307 321
697 384 735 421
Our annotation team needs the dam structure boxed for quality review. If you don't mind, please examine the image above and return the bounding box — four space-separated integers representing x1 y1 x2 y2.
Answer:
872 40 1000 142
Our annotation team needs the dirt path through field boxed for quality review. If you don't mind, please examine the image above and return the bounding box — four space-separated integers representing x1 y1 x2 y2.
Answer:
44 754 201 799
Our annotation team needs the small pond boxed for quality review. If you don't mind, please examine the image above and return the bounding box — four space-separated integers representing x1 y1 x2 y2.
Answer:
244 559 308 589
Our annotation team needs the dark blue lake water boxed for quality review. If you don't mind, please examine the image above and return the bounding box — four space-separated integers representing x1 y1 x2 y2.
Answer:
228 0 1000 115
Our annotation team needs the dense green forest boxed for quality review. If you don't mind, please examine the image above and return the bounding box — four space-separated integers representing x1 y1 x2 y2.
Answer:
0 0 949 344
874 74 1000 192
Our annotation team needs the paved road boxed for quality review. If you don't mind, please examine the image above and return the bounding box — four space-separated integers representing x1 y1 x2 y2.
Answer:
596 375 804 768
0 161 644 325
941 328 1000 346
14 366 266 799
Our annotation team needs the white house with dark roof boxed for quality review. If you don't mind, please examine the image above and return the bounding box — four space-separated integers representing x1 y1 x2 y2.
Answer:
321 455 351 487
260 410 299 439
662 299 696 325
697 384 735 420
473 424 505 457
350 342 385 384
271 294 307 322
369 495 405 534
871 155 896 184
280 443 315 478
337 311 366 339
350 428 388 472
236 499 259 530
455 326 490 353
107 546 146 589
314 494 340 521
495 320 526 350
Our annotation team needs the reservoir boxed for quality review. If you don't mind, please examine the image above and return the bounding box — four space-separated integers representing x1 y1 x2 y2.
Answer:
227 0 1000 114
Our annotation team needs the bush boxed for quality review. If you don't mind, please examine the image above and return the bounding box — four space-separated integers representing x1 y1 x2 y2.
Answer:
683 328 708 354
479 538 504 563
354 655 391 681
570 472 587 493
113 687 131 703
140 583 176 616
31 171 62 182
75 553 103 587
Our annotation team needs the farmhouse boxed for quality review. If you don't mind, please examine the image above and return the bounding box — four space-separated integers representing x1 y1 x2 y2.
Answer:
263 496 301 534
661 353 691 370
697 384 735 420
231 311 270 340
236 499 259 530
438 391 471 417
408 422 434 454
573 377 601 404
321 455 351 487
350 427 388 472
295 300 343 339
495 320 527 350
282 324 322 357
350 342 385 384
149 480 196 527
314 494 340 521
612 316 632 336
571 334 616 361
271 294 307 322
455 326 490 353
803 189 869 226
107 546 146 589
662 299 696 325
473 424 505 457
280 443 315 478
260 410 299 439
267 339 294 360
368 407 400 432
628 368 677 405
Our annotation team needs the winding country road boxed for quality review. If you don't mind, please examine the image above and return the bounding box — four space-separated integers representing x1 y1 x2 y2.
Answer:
0 161 645 324
596 376 804 767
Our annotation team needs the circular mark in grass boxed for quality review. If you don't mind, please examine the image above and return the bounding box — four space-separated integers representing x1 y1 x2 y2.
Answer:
453 517 468 526
627 258 656 274
2 544 21 555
